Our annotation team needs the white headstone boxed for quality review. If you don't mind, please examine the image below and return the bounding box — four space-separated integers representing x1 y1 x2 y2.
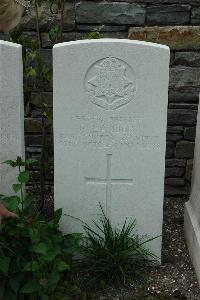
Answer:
54 39 170 258
185 97 200 285
0 41 24 195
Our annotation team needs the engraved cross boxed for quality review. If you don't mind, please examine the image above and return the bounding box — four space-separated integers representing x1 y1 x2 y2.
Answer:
85 154 133 219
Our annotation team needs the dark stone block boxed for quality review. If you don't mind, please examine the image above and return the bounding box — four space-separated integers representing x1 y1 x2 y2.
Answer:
165 177 185 186
25 135 43 147
191 7 200 24
184 127 197 141
165 167 185 177
166 141 175 158
166 133 182 142
31 92 53 108
167 126 184 133
164 184 190 196
169 90 200 103
170 67 200 89
76 2 146 24
147 4 191 25
165 159 186 167
168 103 198 110
175 141 195 158
168 109 197 126
174 51 200 67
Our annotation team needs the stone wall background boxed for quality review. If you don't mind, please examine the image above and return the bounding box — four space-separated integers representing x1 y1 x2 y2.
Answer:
2 0 200 197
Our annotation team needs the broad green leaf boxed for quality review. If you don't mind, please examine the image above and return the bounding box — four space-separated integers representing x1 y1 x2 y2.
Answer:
23 260 39 272
18 171 29 183
29 228 40 243
31 242 47 255
12 184 21 193
20 279 41 294
57 260 70 272
0 257 10 276
1 196 20 212
3 160 15 166
53 208 62 225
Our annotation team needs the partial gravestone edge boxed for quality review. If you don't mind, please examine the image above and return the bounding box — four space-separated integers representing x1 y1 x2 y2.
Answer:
0 40 24 196
184 95 200 286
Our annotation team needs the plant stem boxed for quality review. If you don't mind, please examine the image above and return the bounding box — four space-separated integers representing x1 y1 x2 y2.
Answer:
19 166 24 215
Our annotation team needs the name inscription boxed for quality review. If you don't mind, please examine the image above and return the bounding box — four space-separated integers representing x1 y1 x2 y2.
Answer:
58 114 161 150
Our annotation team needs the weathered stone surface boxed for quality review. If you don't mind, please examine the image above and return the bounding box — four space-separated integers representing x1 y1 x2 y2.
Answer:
175 141 195 158
76 2 146 24
20 1 75 31
167 133 182 141
25 135 43 146
191 7 200 24
165 184 189 196
165 158 186 167
165 177 185 186
31 92 53 108
165 167 185 177
167 125 184 133
168 109 197 125
185 159 193 180
25 118 42 133
128 26 200 50
170 67 200 89
77 24 128 32
166 141 175 158
147 5 191 25
169 89 200 103
168 103 198 110
174 51 200 67
184 127 196 141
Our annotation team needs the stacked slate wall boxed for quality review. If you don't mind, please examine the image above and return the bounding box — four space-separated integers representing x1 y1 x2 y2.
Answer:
1 0 200 196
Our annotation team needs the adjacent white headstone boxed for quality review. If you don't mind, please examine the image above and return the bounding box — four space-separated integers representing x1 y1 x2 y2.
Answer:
54 39 170 258
0 41 24 195
185 97 200 285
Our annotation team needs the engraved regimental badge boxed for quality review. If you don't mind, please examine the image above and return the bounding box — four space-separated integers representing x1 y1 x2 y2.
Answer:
85 57 136 110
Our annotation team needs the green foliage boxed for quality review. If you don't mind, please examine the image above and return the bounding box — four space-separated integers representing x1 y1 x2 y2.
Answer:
0 211 81 299
1 157 37 217
88 31 103 39
81 205 158 287
0 158 82 299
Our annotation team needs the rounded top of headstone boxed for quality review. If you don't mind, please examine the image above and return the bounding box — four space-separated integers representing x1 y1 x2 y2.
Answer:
0 40 22 48
53 38 170 52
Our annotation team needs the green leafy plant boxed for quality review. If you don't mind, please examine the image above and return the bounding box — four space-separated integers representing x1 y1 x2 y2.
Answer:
0 158 82 299
81 205 158 287
0 156 37 217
